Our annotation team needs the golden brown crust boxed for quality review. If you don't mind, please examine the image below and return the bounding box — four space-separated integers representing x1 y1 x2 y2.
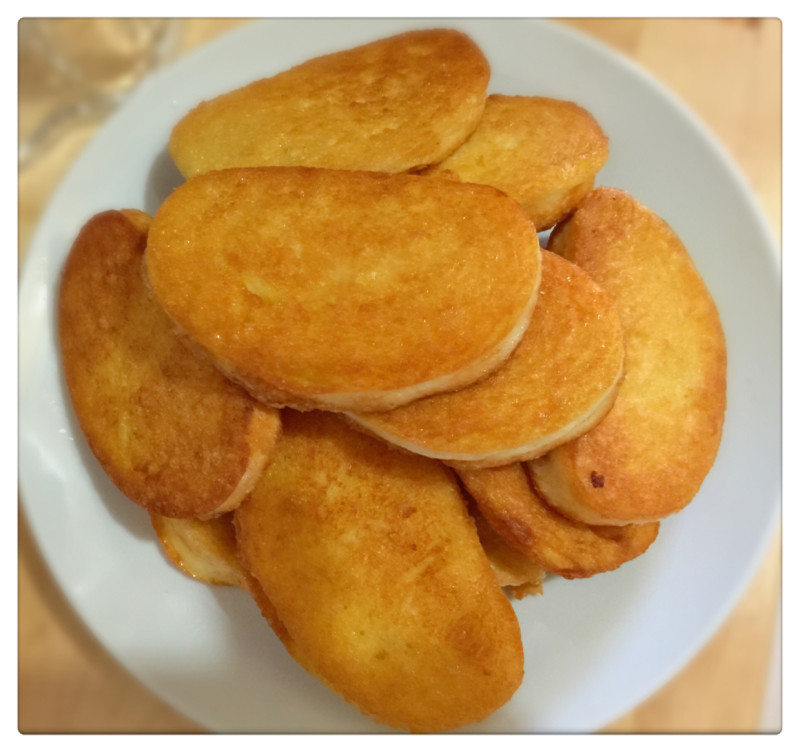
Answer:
348 250 623 466
427 95 609 230
240 568 299 650
58 210 281 518
467 497 545 597
150 512 245 587
531 187 727 524
145 167 542 412
234 410 524 732
458 463 659 579
169 28 490 177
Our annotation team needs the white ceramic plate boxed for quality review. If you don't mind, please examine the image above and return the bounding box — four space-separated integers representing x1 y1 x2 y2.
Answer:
19 19 781 733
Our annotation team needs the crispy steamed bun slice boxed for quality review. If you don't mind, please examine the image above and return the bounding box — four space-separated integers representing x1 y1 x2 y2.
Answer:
458 463 659 579
58 210 281 519
234 410 524 733
169 28 490 178
530 187 727 525
150 512 245 587
348 250 623 468
145 167 542 413
425 95 609 231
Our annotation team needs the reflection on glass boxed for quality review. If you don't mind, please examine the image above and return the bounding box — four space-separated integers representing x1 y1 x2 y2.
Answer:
18 18 181 169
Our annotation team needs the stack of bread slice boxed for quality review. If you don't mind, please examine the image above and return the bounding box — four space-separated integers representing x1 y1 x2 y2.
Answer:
58 28 726 732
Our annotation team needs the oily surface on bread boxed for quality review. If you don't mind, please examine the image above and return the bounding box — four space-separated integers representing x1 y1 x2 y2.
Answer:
427 95 609 230
234 410 524 732
145 167 541 412
150 512 245 587
170 29 490 178
531 187 727 524
58 210 281 518
468 499 545 599
349 250 623 467
459 463 659 579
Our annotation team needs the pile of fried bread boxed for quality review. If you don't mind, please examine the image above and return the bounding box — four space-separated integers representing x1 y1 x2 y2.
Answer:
58 29 727 732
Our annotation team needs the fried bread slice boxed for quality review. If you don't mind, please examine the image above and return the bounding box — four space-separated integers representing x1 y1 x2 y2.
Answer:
468 498 545 598
348 250 623 467
234 410 524 732
59 210 281 519
530 187 727 524
169 28 490 178
145 167 542 413
426 95 609 231
458 463 659 579
150 512 245 587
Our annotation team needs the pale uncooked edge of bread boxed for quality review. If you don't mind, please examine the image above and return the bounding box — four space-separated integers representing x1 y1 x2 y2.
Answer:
346 363 623 468
150 514 245 587
525 457 667 527
195 404 281 519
